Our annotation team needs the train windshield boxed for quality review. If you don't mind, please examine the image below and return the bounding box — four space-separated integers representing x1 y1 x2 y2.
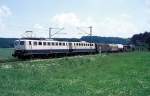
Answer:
15 41 25 46
20 41 25 45
14 41 19 46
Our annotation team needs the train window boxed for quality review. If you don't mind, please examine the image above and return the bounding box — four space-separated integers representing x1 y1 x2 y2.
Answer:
34 42 37 46
69 43 72 46
84 43 86 46
20 41 25 45
39 42 42 45
15 41 19 45
76 43 78 46
43 42 46 46
47 42 50 46
59 42 62 46
56 42 58 46
52 42 54 46
63 43 65 46
29 41 32 45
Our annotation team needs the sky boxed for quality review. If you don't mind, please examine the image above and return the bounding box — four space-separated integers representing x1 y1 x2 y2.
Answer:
0 0 149 38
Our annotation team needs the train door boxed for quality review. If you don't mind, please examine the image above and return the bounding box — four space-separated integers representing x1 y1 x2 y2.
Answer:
69 42 73 52
28 41 32 50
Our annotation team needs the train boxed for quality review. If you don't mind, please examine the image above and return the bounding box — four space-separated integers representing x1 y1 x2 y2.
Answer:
12 38 134 59
97 44 134 53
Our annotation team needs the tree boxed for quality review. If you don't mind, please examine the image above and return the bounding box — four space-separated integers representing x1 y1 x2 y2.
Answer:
131 31 150 50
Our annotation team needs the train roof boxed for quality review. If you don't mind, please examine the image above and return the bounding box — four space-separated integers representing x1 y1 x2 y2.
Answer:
17 38 93 43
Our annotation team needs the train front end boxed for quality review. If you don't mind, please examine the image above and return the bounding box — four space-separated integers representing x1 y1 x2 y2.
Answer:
12 40 27 58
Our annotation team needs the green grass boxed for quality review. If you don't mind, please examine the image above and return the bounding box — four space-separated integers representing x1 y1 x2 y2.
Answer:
0 48 14 59
0 48 18 63
0 52 150 96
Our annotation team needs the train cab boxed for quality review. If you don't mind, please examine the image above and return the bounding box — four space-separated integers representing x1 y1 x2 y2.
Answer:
14 40 26 50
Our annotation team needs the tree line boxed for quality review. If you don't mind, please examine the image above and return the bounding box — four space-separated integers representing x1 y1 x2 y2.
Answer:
1 32 150 49
0 36 129 48
131 31 150 50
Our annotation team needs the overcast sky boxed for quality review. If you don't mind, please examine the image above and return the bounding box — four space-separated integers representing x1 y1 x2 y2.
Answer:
0 0 149 38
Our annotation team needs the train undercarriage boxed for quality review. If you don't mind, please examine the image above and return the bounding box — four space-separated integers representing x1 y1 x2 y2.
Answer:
12 49 97 59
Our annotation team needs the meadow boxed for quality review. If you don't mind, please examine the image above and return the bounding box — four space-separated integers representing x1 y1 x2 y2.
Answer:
0 49 150 96
0 48 17 63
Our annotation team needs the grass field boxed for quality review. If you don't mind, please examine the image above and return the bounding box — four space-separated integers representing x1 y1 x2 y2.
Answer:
0 49 150 96
0 48 19 63
0 48 13 58
0 48 14 61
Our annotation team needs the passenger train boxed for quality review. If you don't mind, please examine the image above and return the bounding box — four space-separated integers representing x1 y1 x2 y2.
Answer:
12 38 101 59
